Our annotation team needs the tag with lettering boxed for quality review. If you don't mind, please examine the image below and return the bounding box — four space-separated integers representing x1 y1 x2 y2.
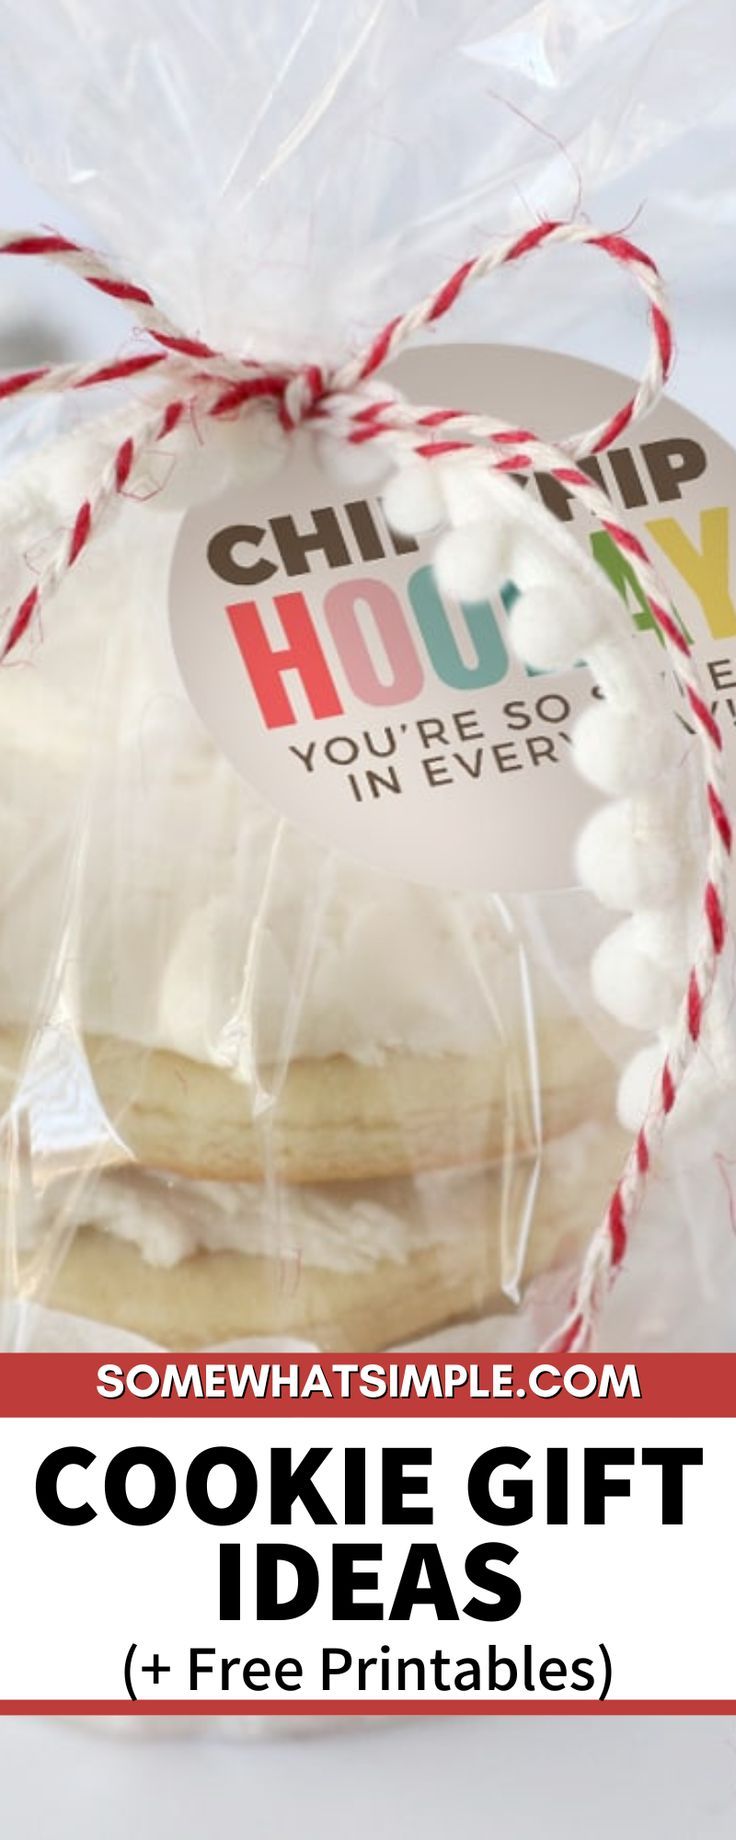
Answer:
170 345 735 893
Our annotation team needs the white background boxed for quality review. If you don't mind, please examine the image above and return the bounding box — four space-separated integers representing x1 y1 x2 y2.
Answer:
2 1415 730 1703
2 42 736 1840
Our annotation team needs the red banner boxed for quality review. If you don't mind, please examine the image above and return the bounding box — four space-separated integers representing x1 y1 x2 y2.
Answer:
0 1352 733 1417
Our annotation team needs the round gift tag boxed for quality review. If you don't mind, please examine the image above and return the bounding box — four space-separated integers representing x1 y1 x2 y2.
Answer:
169 345 734 893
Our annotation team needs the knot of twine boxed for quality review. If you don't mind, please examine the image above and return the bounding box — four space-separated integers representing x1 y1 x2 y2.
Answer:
0 217 729 1353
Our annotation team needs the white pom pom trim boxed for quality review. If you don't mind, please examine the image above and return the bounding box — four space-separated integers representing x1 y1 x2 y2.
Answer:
410 439 714 1173
573 701 676 796
433 519 514 601
616 1044 664 1132
316 431 391 488
575 795 688 912
382 461 446 538
511 576 604 673
627 906 691 977
440 463 497 527
617 1043 712 1137
591 917 680 1031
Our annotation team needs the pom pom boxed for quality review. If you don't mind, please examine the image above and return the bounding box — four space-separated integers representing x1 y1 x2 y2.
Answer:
382 462 446 538
573 703 675 796
316 431 391 488
511 576 604 673
617 1044 711 1137
433 519 512 601
591 918 680 1030
629 905 691 976
151 408 286 512
575 795 686 911
440 464 496 526
616 1044 665 1131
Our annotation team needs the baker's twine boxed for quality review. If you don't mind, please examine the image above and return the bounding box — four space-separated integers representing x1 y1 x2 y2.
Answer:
0 219 729 1352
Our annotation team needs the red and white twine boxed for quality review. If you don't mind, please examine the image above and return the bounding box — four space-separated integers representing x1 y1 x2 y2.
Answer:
0 219 730 1351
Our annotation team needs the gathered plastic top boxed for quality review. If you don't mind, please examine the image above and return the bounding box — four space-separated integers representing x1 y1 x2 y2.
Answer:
0 0 733 362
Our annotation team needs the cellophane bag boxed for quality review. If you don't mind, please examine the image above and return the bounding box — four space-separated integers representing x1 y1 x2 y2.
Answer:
0 4 734 1410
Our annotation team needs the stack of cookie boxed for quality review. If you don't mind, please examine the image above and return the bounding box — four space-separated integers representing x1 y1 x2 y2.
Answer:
0 437 626 1353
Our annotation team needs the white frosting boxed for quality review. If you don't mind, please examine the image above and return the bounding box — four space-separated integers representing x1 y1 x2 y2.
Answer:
10 1130 736 1357
0 418 588 1074
12 1161 462 1270
8 1121 608 1276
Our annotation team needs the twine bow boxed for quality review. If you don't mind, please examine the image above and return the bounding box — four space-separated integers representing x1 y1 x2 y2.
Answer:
0 217 730 1350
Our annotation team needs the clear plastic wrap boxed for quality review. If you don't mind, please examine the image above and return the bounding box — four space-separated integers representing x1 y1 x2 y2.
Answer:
1 0 736 1382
